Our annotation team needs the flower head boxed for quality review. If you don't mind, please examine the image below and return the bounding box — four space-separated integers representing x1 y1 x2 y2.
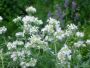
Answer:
13 16 22 23
86 40 90 45
67 24 77 31
15 32 24 37
26 6 36 14
76 32 84 38
0 26 7 34
57 44 72 63
74 41 86 48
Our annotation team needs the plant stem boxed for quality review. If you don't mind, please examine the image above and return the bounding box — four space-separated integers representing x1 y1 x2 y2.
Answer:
54 39 58 68
0 52 4 68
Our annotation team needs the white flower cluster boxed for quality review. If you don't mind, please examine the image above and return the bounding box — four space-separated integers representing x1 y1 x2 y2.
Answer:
10 50 35 68
20 58 37 68
0 26 7 34
0 16 7 35
7 6 47 68
74 40 86 48
67 24 77 31
22 16 36 24
42 17 65 41
6 6 90 68
41 17 87 65
57 44 71 64
22 15 43 35
26 6 36 14
13 16 22 23
42 17 60 34
7 40 24 50
25 35 48 50
42 17 78 41
7 40 37 68
7 37 38 67
11 50 31 60
76 32 84 38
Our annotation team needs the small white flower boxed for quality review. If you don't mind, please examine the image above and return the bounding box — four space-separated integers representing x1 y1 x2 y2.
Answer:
0 16 3 22
0 26 7 34
13 16 21 23
23 24 31 33
13 41 18 46
7 42 12 50
17 41 24 45
86 40 90 45
26 6 36 13
30 35 41 44
11 52 17 61
60 44 71 55
20 61 25 65
38 20 43 24
26 50 31 56
29 58 37 67
57 34 65 41
41 24 54 34
65 30 72 37
55 24 61 32
74 41 86 48
44 36 53 42
15 32 24 37
25 42 31 48
35 19 43 25
54 31 65 41
67 24 77 31
57 51 66 63
29 26 38 35
17 51 25 57
7 41 17 49
47 17 60 25
68 55 71 60
76 32 84 38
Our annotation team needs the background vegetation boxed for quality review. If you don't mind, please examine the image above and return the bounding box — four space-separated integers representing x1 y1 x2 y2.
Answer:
0 0 90 35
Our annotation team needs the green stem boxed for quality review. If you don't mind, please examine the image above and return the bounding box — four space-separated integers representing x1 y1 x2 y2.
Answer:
0 52 4 68
54 39 58 68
